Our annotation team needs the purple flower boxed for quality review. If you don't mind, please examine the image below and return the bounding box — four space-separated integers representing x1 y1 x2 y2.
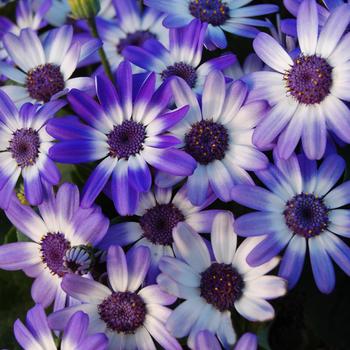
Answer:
157 212 286 348
0 25 101 105
99 184 225 283
0 183 109 310
49 245 181 350
48 61 196 215
123 19 236 91
0 90 65 208
156 72 268 206
250 0 350 160
144 0 278 49
14 304 108 350
232 152 350 294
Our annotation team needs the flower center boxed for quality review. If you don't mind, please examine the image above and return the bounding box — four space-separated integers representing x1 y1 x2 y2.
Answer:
98 292 146 333
9 128 40 168
117 30 157 54
200 263 244 312
284 193 329 238
284 55 333 105
161 62 198 88
185 119 229 165
140 203 185 246
26 64 65 102
107 120 146 159
40 233 71 276
63 245 93 275
189 0 230 26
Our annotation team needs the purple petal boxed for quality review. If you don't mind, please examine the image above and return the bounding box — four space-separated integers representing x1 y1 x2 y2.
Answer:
61 311 89 348
0 242 39 270
127 246 151 292
235 332 258 350
128 154 152 192
107 245 128 292
115 61 133 119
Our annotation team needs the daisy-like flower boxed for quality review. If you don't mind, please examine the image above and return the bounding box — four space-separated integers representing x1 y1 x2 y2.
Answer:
157 212 286 349
232 152 350 294
0 90 65 208
48 61 196 215
144 0 278 49
0 183 109 310
250 0 350 160
95 0 167 72
123 19 236 91
0 25 101 105
195 330 258 350
48 245 182 350
99 184 224 283
14 305 108 350
156 71 268 206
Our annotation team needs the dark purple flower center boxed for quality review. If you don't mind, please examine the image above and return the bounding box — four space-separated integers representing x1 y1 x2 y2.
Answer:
40 233 71 276
98 292 146 333
117 30 157 54
189 0 230 26
200 263 244 311
9 128 40 168
185 119 229 165
63 245 93 275
284 193 329 238
285 55 333 105
107 120 146 159
26 64 65 102
161 62 198 88
140 203 185 245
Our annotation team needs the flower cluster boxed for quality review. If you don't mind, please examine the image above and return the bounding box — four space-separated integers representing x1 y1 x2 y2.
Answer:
0 0 349 349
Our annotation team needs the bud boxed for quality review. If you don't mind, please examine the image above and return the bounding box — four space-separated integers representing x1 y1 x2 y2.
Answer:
67 0 100 19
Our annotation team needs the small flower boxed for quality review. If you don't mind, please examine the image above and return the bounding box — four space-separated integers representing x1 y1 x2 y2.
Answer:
0 25 101 105
0 183 109 310
123 19 236 91
48 61 196 215
48 245 181 350
158 212 286 349
99 184 225 283
156 71 268 206
250 0 350 160
0 90 65 208
232 152 350 294
14 304 108 350
144 0 278 49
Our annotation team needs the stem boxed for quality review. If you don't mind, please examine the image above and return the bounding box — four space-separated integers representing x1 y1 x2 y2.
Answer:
87 16 114 81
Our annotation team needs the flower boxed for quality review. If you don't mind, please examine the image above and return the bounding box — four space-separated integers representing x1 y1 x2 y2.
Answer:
95 0 167 72
156 71 268 206
0 25 101 105
0 90 65 208
250 0 350 160
48 245 181 350
48 61 196 215
144 0 278 49
0 183 109 310
157 212 286 349
14 304 108 350
123 19 236 91
99 184 225 283
232 152 350 294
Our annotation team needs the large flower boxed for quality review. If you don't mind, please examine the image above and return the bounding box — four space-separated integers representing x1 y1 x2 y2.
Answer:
0 183 109 310
157 212 286 349
143 0 278 49
123 19 236 91
251 0 350 160
0 25 101 105
48 245 181 350
48 61 196 215
232 152 350 294
156 71 268 206
14 305 108 350
99 184 224 283
0 90 65 208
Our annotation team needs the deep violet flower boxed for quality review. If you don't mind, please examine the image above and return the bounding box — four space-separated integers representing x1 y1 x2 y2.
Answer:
14 304 108 350
48 61 196 215
232 152 350 294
